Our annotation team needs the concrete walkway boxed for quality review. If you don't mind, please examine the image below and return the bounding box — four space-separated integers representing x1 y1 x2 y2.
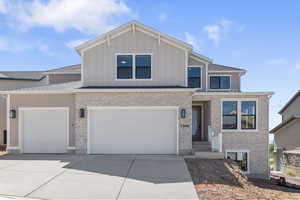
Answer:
0 154 198 200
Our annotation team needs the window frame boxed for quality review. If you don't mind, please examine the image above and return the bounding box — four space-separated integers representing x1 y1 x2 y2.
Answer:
208 74 231 90
222 101 238 130
225 149 250 174
115 53 153 81
221 98 258 132
187 66 202 89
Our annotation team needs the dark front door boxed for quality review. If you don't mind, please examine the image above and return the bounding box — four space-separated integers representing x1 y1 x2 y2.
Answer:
192 106 202 141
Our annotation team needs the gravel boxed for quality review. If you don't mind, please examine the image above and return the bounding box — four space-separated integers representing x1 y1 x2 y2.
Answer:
185 158 300 200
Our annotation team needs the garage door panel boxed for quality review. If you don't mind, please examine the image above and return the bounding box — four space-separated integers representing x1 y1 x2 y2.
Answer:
22 109 68 153
89 108 177 154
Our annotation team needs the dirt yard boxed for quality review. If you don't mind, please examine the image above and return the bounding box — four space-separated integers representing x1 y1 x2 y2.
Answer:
185 158 300 200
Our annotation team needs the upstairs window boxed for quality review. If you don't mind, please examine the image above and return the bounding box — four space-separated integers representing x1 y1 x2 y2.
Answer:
136 55 151 79
117 54 151 80
117 55 133 79
210 76 230 89
188 67 201 88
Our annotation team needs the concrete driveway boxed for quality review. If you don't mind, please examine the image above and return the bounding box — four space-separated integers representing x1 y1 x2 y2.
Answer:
0 154 198 200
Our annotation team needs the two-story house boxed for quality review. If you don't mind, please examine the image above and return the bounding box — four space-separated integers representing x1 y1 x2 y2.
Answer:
0 21 272 178
271 90 300 171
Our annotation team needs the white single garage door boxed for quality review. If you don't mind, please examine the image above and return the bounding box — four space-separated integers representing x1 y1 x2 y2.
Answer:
88 107 178 154
20 107 68 153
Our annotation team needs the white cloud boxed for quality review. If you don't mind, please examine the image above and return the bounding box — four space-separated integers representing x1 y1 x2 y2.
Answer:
0 36 51 54
203 19 244 44
203 25 220 44
158 13 167 22
3 0 134 34
184 32 201 51
0 0 7 13
266 58 287 65
66 39 89 49
295 63 300 70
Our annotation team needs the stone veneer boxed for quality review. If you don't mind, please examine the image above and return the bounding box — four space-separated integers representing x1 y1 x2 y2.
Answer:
74 92 192 155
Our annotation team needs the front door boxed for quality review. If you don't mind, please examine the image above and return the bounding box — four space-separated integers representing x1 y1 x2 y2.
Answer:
192 106 202 141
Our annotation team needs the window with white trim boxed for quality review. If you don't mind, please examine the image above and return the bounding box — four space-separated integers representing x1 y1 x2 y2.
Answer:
117 54 151 80
226 151 249 173
222 100 257 130
210 76 230 89
188 67 201 88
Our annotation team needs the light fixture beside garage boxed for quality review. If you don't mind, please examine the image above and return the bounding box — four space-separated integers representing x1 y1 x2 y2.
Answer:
80 108 85 118
181 108 186 119
10 109 16 119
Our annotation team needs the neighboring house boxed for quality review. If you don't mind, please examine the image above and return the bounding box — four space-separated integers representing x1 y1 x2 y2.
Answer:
0 21 272 178
270 90 300 171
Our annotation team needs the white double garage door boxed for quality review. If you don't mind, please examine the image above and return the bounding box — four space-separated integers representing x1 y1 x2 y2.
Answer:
20 107 178 154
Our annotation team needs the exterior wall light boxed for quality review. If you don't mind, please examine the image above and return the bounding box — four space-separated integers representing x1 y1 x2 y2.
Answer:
181 108 186 119
80 108 85 118
10 109 16 119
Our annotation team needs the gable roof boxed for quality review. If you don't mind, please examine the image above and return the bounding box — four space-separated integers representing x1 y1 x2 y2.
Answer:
208 64 246 73
44 64 81 74
279 90 300 114
270 114 300 133
75 20 194 53
0 71 45 81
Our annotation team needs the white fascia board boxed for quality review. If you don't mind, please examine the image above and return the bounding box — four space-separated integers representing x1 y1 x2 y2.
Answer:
73 88 197 93
43 72 81 75
193 91 274 96
190 52 213 63
1 90 73 94
76 20 193 54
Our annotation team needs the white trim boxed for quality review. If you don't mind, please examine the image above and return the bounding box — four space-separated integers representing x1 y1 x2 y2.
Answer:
87 106 179 155
208 74 232 91
193 92 274 96
225 149 250 174
115 53 153 81
1 88 198 94
205 63 208 91
221 98 258 132
81 50 84 86
189 53 212 65
76 21 192 54
18 107 69 154
6 94 10 147
186 65 203 89
43 72 81 75
185 50 188 87
80 27 131 53
208 70 246 74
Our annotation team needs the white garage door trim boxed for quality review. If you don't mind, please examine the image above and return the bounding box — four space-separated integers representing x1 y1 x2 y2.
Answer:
87 106 179 155
18 107 69 154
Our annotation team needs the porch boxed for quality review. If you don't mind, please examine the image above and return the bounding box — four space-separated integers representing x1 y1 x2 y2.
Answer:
191 100 223 159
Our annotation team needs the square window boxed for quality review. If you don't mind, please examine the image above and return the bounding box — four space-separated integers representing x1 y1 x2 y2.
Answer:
210 76 230 89
226 151 249 172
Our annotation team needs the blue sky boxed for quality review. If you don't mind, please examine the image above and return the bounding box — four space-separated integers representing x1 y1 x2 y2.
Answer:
0 0 299 132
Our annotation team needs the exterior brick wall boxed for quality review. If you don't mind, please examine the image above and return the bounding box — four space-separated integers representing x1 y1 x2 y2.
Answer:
193 94 270 178
74 92 192 155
